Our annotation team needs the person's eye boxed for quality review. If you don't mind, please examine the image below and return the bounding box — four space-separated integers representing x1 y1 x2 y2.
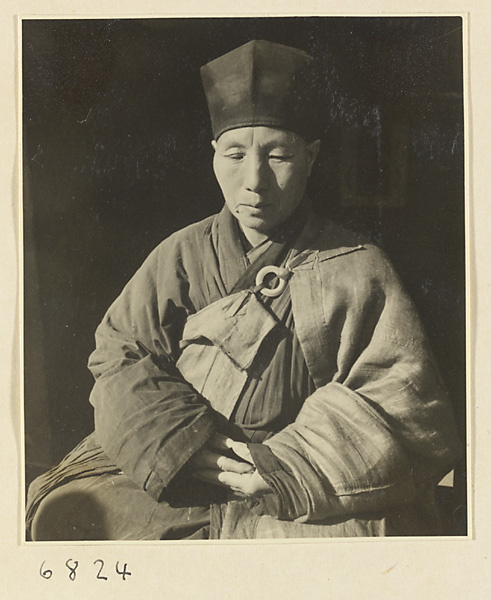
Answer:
224 152 245 161
269 154 293 162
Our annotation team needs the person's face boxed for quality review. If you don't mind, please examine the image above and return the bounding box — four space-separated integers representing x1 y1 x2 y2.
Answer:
212 127 320 236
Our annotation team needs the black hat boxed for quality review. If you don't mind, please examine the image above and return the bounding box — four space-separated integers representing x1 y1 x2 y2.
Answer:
200 40 319 140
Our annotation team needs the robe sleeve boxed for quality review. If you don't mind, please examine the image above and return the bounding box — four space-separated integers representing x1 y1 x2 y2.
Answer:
87 235 218 501
263 245 463 523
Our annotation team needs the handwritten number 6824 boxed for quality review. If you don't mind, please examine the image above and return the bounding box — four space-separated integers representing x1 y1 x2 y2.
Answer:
39 559 131 581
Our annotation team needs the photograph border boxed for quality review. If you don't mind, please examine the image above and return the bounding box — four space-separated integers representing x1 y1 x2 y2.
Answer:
18 11 472 545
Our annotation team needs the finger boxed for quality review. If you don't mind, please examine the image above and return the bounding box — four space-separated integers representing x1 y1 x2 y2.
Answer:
228 440 254 465
192 468 227 487
208 436 254 468
193 470 265 497
208 434 236 452
192 469 251 492
216 454 254 474
189 449 222 470
209 434 251 456
220 470 269 497
190 449 254 474
215 470 254 493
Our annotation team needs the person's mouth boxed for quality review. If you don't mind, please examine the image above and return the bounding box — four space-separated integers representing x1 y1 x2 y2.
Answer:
239 202 272 211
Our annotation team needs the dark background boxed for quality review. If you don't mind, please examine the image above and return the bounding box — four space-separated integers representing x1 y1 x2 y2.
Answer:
23 17 466 529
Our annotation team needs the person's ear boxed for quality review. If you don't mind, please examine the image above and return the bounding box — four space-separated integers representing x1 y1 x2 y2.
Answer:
211 140 217 152
306 139 321 176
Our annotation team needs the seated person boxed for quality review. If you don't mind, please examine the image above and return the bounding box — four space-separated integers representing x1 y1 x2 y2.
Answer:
26 40 462 540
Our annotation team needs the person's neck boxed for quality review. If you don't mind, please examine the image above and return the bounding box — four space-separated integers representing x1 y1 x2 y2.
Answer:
239 225 269 248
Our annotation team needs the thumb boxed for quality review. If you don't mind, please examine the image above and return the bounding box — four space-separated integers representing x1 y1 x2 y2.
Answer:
229 440 254 465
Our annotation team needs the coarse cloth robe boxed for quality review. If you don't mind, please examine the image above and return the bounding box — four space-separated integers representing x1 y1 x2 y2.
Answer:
26 205 462 540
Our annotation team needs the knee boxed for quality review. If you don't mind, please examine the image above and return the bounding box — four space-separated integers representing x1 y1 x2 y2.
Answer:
31 485 107 541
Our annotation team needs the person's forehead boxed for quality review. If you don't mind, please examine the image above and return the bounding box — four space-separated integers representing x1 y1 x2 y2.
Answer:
217 126 304 148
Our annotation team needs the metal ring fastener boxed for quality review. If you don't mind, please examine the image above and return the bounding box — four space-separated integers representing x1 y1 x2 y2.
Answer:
255 265 290 297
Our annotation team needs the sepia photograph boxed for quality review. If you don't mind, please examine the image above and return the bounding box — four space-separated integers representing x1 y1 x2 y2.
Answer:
22 16 467 542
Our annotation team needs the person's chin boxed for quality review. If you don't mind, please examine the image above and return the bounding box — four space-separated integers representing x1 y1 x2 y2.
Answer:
237 213 274 232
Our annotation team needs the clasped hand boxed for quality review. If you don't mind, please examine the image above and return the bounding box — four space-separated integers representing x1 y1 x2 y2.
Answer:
189 433 270 498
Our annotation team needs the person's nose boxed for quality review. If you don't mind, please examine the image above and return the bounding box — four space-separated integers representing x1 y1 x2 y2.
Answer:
243 154 269 195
